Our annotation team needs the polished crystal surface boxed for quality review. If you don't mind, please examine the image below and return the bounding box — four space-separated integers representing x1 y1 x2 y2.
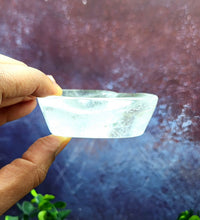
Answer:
38 90 158 138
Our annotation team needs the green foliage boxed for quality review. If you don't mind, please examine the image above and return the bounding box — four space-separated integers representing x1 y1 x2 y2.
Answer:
177 210 200 220
189 215 200 220
7 193 200 220
5 217 19 220
5 189 71 220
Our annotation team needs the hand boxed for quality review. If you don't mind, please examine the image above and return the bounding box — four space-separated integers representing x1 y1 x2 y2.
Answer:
0 54 71 215
0 54 62 125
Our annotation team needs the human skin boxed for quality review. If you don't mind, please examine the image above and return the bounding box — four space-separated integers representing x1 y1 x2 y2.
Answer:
0 54 71 215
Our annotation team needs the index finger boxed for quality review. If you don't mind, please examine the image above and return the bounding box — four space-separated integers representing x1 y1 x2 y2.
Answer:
0 54 27 66
0 64 62 102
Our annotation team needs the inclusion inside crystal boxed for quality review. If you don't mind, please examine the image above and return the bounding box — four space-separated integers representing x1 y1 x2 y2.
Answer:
38 90 158 138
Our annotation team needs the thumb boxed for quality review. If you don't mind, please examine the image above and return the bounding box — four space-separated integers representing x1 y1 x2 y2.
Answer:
0 135 71 215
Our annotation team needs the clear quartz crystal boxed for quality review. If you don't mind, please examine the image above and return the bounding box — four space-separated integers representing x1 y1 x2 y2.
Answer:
38 90 158 138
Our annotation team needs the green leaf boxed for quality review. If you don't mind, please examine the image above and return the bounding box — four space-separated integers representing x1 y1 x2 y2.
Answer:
5 216 19 220
189 216 200 220
31 198 36 203
58 209 71 219
35 194 44 204
22 215 29 220
39 201 54 210
178 210 193 220
22 201 35 215
44 194 55 201
38 210 47 220
178 216 188 220
54 201 66 209
47 210 58 219
8 190 71 220
16 203 23 211
30 189 38 197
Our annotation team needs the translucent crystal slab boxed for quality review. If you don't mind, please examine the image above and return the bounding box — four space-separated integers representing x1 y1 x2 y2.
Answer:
38 90 158 138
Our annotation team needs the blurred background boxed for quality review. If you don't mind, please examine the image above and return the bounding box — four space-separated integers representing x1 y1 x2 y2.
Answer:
0 0 200 219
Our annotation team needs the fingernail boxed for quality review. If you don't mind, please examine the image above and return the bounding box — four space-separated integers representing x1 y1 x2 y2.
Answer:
47 75 56 83
47 75 62 96
47 75 63 96
55 85 63 96
54 136 72 156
